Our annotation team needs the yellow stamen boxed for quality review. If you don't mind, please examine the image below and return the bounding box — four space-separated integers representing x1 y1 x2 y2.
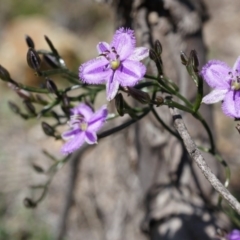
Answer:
80 122 88 131
110 60 120 70
232 82 240 90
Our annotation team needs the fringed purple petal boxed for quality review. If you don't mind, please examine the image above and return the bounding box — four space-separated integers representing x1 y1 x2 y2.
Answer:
222 90 240 118
85 131 97 144
233 56 240 74
201 60 231 89
79 57 112 84
128 47 149 61
111 28 135 61
97 42 111 54
106 74 119 101
88 105 108 132
61 132 85 154
61 128 81 140
116 60 146 87
202 89 228 104
71 103 93 121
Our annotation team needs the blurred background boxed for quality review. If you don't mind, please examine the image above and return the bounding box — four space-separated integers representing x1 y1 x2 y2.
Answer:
0 0 240 239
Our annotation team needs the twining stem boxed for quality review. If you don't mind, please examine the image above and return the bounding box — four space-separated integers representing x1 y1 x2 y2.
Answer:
151 107 181 141
170 107 240 215
98 108 150 139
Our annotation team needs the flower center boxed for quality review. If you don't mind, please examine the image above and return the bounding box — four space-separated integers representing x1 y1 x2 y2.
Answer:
230 70 240 90
101 47 120 70
80 122 88 131
110 59 120 70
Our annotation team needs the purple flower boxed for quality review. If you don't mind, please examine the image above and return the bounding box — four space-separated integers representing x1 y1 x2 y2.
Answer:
79 28 149 101
201 57 240 118
61 103 108 154
227 229 240 240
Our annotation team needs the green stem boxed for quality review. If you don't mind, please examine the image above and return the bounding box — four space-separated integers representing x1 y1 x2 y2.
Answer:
16 82 49 94
98 108 150 139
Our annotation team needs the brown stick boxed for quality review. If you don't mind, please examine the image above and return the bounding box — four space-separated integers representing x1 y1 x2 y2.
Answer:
170 107 240 214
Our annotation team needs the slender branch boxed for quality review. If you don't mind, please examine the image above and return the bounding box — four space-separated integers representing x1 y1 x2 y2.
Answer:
169 107 240 215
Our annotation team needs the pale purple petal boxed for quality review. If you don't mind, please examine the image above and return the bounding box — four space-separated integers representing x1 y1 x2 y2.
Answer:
222 91 240 118
106 74 119 101
201 60 231 89
128 47 149 61
115 60 146 87
202 89 228 104
61 132 85 154
61 128 81 140
79 57 112 84
97 42 111 54
85 131 97 144
71 103 93 121
111 28 135 61
88 105 108 132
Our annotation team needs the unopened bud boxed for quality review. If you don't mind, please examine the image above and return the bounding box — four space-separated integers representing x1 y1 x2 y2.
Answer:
62 94 70 107
44 35 60 57
23 100 36 115
8 101 20 114
180 51 188 65
127 87 151 104
27 48 41 70
32 163 45 173
154 40 162 55
46 78 58 95
0 65 11 81
189 49 199 71
25 35 35 49
115 93 125 116
24 198 37 208
149 49 158 62
41 122 55 136
43 54 59 68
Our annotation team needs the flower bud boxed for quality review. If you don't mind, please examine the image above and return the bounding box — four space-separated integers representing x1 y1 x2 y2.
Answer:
154 40 162 55
23 100 36 115
149 49 157 62
8 101 20 114
41 122 55 136
127 87 151 104
180 51 188 65
25 35 35 48
44 35 60 57
43 54 59 68
0 65 11 81
27 48 41 70
115 93 125 116
24 198 37 208
32 163 45 173
46 78 58 95
62 94 70 107
189 49 199 71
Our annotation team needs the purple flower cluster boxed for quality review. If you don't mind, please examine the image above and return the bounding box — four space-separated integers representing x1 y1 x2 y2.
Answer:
61 28 149 154
201 57 240 118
